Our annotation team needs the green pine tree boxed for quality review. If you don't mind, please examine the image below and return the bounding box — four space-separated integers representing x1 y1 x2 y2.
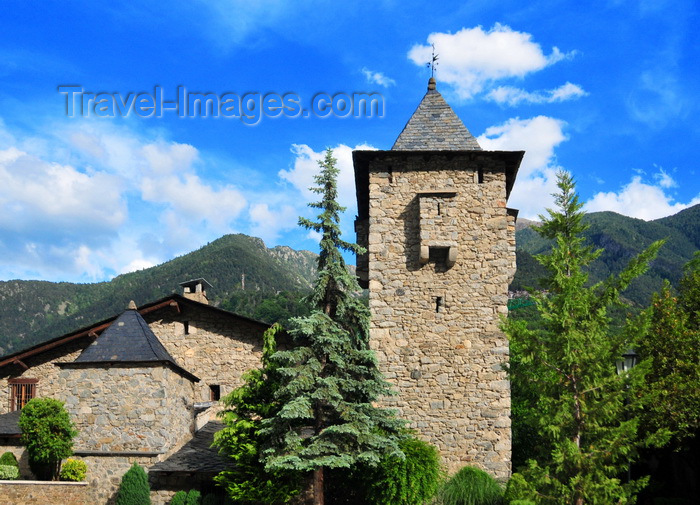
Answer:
637 254 700 444
503 171 665 504
260 148 404 505
115 463 151 505
213 323 302 504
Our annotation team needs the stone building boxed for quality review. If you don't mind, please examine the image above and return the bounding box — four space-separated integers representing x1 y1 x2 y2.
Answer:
0 78 522 503
0 279 270 504
353 77 522 479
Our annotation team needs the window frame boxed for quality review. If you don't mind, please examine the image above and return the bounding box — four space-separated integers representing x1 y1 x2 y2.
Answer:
9 377 37 411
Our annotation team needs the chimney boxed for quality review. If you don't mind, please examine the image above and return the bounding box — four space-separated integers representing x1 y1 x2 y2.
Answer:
179 278 212 305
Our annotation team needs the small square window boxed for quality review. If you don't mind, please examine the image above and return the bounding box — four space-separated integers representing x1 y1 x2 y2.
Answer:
210 385 221 401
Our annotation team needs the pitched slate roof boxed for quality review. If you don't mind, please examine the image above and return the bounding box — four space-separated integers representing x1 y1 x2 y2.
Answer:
392 78 482 151
149 421 226 474
0 410 21 436
74 308 177 364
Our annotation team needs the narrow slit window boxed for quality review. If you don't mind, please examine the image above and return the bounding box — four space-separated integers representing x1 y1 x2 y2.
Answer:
183 321 190 335
478 168 484 184
210 385 221 401
437 202 441 216
387 166 393 183
435 296 444 313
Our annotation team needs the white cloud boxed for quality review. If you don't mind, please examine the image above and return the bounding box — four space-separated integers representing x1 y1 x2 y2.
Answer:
478 116 568 219
0 147 125 236
585 173 700 220
488 82 587 106
361 67 396 87
409 24 575 99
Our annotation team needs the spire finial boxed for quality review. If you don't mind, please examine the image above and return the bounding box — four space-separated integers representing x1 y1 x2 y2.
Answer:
428 77 436 91
426 43 439 78
127 300 137 310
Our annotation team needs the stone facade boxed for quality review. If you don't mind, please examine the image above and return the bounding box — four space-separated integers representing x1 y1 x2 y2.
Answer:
144 304 265 402
58 363 195 453
355 150 519 479
0 295 269 505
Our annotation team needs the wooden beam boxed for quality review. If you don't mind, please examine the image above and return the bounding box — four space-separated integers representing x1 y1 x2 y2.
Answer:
138 299 180 315
12 359 28 371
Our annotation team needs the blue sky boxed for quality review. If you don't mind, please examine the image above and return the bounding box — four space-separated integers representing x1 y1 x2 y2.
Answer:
0 0 698 283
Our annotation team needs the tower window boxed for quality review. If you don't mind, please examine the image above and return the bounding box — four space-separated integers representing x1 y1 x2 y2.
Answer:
478 168 484 184
435 296 444 313
183 321 190 335
210 385 221 401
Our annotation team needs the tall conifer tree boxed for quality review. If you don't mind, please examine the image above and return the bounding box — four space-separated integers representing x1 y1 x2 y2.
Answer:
261 148 403 505
504 171 665 504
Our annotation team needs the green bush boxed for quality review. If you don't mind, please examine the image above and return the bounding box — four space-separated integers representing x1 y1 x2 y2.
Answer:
170 491 187 505
19 398 77 480
0 452 18 468
60 458 87 481
0 464 19 480
184 490 201 505
366 435 443 505
326 434 443 505
115 463 151 505
440 466 504 505
503 473 536 504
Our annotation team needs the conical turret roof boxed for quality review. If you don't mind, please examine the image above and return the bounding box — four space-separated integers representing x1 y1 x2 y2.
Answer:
392 78 481 151
74 305 178 365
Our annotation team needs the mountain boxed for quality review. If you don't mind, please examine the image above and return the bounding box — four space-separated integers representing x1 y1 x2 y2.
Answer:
0 234 317 355
511 204 700 305
0 205 698 356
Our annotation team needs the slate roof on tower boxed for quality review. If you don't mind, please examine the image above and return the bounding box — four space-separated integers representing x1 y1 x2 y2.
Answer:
392 78 482 151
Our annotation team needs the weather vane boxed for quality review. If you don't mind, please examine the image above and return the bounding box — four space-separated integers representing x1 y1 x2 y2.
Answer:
426 43 439 77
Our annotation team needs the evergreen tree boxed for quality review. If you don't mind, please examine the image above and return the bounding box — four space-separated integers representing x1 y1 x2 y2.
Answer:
115 463 151 505
260 148 404 505
213 323 302 504
637 253 700 444
503 171 665 504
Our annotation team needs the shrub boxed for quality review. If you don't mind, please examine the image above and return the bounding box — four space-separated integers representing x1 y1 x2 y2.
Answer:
366 435 443 505
115 463 151 505
0 464 19 480
0 452 18 468
18 398 77 480
184 490 201 505
170 491 187 505
60 458 87 481
326 434 443 505
440 466 503 505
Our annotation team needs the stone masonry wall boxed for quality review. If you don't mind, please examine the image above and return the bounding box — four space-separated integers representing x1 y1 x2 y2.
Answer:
58 364 194 453
0 340 87 415
362 153 516 479
145 305 267 402
0 480 89 505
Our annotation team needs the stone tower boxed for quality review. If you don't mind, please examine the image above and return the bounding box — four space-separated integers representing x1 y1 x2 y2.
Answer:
353 78 523 479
